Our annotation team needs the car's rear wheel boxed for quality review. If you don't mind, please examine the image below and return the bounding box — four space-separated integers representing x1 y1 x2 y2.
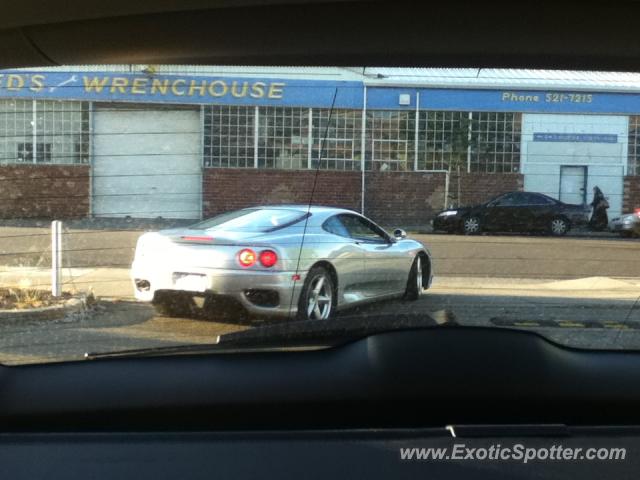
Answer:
462 216 481 235
297 266 336 321
404 255 426 301
550 217 569 236
152 291 196 317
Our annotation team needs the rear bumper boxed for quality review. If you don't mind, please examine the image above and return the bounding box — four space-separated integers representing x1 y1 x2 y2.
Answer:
131 261 304 317
609 218 640 233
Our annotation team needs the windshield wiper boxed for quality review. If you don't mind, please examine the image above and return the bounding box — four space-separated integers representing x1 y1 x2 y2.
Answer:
83 311 456 360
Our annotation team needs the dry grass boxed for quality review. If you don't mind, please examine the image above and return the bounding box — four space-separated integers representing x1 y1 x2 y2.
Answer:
0 288 71 310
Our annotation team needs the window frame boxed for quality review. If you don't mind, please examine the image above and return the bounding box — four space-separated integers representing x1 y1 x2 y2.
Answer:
336 214 391 244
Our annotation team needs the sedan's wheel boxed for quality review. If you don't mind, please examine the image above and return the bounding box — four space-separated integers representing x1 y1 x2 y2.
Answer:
152 291 196 317
404 255 425 301
463 216 481 235
297 266 335 321
550 217 569 236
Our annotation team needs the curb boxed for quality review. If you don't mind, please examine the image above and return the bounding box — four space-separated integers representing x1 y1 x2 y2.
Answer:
0 296 91 325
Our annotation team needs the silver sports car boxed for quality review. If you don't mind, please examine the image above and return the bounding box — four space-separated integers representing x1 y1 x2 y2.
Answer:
131 205 433 320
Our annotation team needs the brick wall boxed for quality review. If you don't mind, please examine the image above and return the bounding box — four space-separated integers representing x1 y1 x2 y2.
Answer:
364 171 447 227
0 165 526 225
0 165 90 219
457 172 525 206
202 169 362 218
204 169 524 228
623 176 640 212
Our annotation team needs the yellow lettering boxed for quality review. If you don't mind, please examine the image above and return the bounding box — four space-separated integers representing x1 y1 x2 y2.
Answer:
501 92 510 101
267 82 285 99
250 82 266 98
171 79 186 96
150 79 169 95
83 76 110 93
7 75 25 91
208 80 228 97
188 80 207 96
231 81 249 98
131 77 148 94
110 77 129 94
30 74 45 93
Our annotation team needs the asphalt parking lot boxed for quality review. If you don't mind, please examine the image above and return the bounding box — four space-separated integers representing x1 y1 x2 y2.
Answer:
0 223 639 364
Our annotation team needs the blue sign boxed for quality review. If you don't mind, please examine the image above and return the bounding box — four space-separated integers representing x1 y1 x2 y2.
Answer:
4 70 640 115
367 87 640 114
533 133 618 143
0 70 363 108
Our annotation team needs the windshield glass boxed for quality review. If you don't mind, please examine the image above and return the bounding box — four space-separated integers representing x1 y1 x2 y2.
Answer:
190 208 307 232
0 65 639 364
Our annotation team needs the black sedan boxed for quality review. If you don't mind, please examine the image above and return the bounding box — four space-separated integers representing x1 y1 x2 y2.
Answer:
432 191 591 236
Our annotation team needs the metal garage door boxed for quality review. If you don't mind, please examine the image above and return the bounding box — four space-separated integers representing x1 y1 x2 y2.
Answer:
92 106 201 219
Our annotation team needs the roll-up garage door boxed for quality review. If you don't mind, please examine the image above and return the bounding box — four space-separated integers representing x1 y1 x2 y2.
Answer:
92 106 201 219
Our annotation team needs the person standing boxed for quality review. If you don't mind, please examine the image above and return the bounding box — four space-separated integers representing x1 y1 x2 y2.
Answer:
589 186 609 231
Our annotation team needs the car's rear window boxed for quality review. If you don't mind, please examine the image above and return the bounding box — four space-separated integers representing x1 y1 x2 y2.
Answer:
190 208 307 232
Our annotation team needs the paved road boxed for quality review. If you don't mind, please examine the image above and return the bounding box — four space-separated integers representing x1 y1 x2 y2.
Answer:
1 225 640 364
1 277 639 364
1 225 639 278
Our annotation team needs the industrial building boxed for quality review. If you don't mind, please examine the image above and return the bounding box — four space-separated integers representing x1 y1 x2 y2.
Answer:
1 66 639 226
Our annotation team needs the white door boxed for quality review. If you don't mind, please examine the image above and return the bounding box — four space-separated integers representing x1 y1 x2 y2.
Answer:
559 166 587 205
93 107 201 219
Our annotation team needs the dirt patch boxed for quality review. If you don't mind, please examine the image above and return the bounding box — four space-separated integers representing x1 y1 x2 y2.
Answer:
0 288 73 310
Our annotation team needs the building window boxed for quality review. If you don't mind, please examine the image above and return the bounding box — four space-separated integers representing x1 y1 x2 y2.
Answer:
312 109 362 170
418 111 469 171
17 142 53 163
0 99 89 165
418 111 521 173
203 105 255 168
470 112 521 173
367 110 414 171
628 116 640 175
257 107 308 169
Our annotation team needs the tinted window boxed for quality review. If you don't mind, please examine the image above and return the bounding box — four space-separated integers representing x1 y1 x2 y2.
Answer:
495 193 526 206
191 208 307 232
523 193 556 205
339 215 388 242
323 215 350 237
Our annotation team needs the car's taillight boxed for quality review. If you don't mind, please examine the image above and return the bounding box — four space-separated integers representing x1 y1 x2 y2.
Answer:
259 250 278 268
635 208 640 218
238 249 257 267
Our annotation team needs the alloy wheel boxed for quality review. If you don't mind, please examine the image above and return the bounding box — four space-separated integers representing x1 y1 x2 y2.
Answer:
464 217 480 234
306 274 333 320
551 218 568 235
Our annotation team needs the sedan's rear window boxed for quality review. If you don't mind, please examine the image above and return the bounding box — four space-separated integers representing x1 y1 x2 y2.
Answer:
190 208 307 232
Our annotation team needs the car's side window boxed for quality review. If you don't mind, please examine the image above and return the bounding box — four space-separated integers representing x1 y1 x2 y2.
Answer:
339 215 388 243
495 193 518 206
323 215 351 238
524 193 555 205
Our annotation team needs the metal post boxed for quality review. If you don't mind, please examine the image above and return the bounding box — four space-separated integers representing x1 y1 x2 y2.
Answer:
444 172 450 209
414 92 420 172
360 86 367 214
88 102 94 217
253 106 260 168
467 111 472 173
32 100 37 164
51 220 62 297
307 108 313 169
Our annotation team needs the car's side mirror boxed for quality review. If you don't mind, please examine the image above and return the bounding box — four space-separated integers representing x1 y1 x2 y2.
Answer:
393 228 407 240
